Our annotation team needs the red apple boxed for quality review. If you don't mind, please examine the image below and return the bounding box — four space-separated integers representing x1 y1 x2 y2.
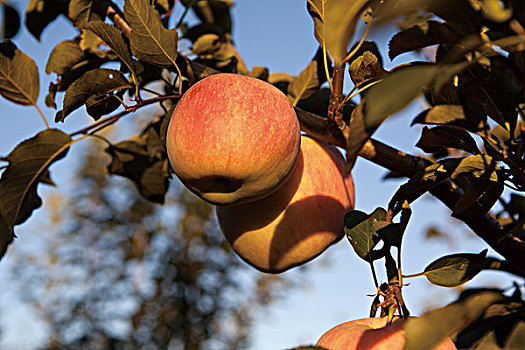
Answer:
216 135 355 273
166 73 301 205
316 317 457 350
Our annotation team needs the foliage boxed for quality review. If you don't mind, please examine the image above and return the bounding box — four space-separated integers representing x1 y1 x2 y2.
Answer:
0 0 524 348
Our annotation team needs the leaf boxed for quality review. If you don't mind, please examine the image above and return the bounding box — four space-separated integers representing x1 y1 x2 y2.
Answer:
0 129 72 260
364 62 470 130
68 0 109 27
307 0 370 63
423 250 488 287
452 178 503 218
124 0 178 68
0 40 39 106
45 39 86 76
412 104 468 126
25 0 69 40
82 21 136 77
85 91 122 118
0 214 14 262
288 49 327 106
389 154 498 214
59 68 132 121
404 291 503 350
479 0 513 22
182 0 233 34
105 116 171 203
506 322 525 349
344 208 388 261
2 3 20 39
416 126 480 154
344 103 372 172
388 21 460 60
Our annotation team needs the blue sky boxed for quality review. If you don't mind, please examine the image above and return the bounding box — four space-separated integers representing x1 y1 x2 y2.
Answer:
0 1 518 349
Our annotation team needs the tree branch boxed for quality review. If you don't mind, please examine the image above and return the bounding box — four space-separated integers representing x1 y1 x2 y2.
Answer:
106 4 525 272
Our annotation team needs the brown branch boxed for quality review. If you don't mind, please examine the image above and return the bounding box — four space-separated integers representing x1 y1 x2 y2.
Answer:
106 4 525 272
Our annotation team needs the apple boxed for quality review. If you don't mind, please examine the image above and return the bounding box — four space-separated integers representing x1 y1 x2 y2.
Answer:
166 73 301 205
216 135 355 273
316 317 457 350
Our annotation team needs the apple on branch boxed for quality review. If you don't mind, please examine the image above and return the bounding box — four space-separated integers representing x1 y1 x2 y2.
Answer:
316 317 457 350
166 73 301 205
216 135 355 273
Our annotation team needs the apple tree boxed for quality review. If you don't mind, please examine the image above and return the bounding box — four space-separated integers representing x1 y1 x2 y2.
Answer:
0 0 524 349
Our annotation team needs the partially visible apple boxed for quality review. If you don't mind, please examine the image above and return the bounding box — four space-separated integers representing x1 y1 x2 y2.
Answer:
216 135 355 273
316 317 457 350
166 73 301 205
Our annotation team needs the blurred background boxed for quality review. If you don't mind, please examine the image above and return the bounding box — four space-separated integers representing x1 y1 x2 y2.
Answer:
0 1 518 349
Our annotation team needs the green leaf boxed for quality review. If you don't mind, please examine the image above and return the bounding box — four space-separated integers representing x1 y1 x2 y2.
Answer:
307 0 370 63
25 0 69 40
288 49 327 106
45 39 86 76
59 68 132 121
68 0 108 27
404 291 503 350
82 21 136 78
416 126 480 154
452 178 503 218
365 63 469 130
182 0 233 34
479 0 513 22
124 0 178 68
423 250 488 287
85 92 122 119
344 102 372 172
2 3 20 39
0 40 39 106
0 214 14 261
105 116 171 203
344 207 388 261
388 21 460 60
506 322 525 349
0 129 72 260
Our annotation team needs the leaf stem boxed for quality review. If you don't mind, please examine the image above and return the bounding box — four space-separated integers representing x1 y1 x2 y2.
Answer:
342 16 372 64
35 104 50 129
402 272 427 279
341 79 381 106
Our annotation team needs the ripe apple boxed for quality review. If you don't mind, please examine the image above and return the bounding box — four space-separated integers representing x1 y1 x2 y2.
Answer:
216 135 355 273
166 73 301 205
316 317 457 350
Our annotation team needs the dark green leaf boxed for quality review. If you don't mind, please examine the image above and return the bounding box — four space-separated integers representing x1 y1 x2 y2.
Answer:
85 92 122 118
25 0 69 40
412 105 468 126
416 126 480 154
60 68 131 121
506 322 525 349
452 178 503 218
45 39 85 76
82 21 136 77
191 33 245 74
0 129 72 260
508 194 525 218
348 50 386 86
364 63 437 130
105 126 170 204
404 291 502 350
345 103 372 172
0 213 14 261
182 0 233 34
344 208 387 261
68 0 109 27
388 21 460 60
2 3 20 39
45 82 58 109
0 40 39 106
423 250 488 287
307 0 370 63
288 49 327 106
124 0 178 68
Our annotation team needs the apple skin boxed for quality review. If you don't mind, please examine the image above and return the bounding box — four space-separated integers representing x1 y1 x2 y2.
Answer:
316 317 457 350
216 135 355 273
166 73 301 205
